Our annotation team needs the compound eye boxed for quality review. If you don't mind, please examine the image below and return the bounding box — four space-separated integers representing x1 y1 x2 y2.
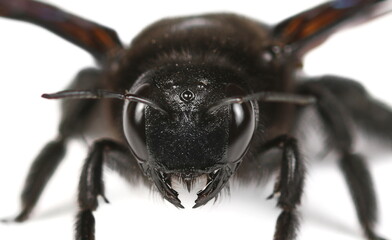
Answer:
123 84 151 162
227 84 256 163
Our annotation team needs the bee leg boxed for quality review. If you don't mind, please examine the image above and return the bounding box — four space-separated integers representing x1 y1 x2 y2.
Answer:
339 153 386 240
0 138 67 223
1 69 102 223
302 75 392 144
59 68 103 138
299 78 386 240
75 139 131 240
259 135 305 240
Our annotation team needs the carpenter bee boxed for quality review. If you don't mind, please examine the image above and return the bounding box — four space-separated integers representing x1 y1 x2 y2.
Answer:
0 1 391 240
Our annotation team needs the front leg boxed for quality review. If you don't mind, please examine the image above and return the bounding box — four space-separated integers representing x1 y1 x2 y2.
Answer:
260 135 305 240
75 139 128 240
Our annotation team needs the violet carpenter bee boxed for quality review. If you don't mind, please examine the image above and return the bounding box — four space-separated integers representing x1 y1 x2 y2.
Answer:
0 0 392 240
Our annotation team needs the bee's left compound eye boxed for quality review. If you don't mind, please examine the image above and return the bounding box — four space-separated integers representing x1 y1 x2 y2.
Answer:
226 84 256 163
123 84 151 162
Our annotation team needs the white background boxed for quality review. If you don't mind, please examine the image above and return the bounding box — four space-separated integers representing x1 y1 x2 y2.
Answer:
0 0 391 240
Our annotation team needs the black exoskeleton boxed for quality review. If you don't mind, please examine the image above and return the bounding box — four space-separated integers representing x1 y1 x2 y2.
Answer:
0 0 391 240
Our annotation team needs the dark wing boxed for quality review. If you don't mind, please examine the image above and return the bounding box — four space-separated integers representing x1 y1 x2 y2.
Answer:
273 0 391 56
0 0 123 62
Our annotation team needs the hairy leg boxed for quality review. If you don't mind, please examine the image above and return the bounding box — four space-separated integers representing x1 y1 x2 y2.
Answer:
257 135 306 240
299 76 386 240
7 138 67 222
3 69 102 222
306 76 392 142
75 139 132 240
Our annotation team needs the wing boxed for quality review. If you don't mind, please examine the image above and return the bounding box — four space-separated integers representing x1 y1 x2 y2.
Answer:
273 0 392 56
0 0 123 62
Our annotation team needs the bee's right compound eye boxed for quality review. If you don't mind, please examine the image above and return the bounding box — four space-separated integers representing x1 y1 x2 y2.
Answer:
123 84 151 162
